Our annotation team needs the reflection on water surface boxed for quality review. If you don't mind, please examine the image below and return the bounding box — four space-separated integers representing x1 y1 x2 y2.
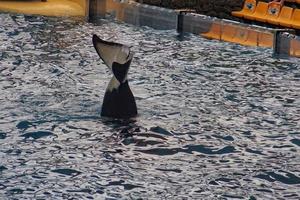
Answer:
0 14 300 199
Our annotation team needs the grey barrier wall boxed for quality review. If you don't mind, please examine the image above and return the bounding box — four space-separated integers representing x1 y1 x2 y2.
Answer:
102 0 178 30
89 0 300 58
129 3 178 30
121 2 139 25
179 12 218 34
276 32 300 57
274 31 292 57
89 0 106 18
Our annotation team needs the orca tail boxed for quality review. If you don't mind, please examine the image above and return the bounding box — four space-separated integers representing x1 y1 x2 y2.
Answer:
92 34 137 119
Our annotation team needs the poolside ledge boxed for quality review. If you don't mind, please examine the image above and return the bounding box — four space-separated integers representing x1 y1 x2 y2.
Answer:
0 0 89 18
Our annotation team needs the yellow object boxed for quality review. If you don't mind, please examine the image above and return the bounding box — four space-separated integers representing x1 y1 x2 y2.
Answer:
245 1 268 21
291 9 300 29
277 6 294 27
0 0 87 17
231 27 249 44
290 38 300 57
266 2 282 25
242 30 259 46
201 23 222 40
258 32 273 48
221 24 237 42
202 22 271 48
232 0 256 18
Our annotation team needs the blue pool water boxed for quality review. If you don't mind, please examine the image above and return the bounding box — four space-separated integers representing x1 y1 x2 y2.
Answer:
0 14 300 199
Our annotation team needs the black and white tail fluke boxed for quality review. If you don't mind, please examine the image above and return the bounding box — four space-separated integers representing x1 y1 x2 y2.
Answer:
92 34 137 119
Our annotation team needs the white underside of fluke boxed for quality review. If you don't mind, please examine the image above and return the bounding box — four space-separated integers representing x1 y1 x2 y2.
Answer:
93 35 133 92
95 43 131 71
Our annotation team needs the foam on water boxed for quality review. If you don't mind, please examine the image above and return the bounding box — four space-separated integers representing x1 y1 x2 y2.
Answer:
0 14 300 199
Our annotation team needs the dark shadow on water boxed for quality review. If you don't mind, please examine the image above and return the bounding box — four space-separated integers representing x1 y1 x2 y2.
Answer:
0 165 8 172
66 189 92 193
16 115 103 128
149 126 173 136
245 148 265 155
291 139 300 147
101 117 141 139
212 134 234 141
0 132 7 140
176 32 193 42
101 117 137 129
137 145 236 156
155 168 182 173
16 121 35 130
51 168 82 176
185 145 236 154
255 171 300 185
7 188 24 195
20 131 56 140
105 180 142 190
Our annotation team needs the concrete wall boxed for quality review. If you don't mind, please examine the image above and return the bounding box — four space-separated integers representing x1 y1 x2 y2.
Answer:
90 0 178 30
69 0 90 17
88 0 300 58
89 0 107 18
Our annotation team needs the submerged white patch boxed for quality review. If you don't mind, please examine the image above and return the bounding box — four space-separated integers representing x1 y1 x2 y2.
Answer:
107 76 120 92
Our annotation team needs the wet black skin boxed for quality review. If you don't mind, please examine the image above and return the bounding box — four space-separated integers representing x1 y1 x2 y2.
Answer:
101 80 137 119
101 59 137 118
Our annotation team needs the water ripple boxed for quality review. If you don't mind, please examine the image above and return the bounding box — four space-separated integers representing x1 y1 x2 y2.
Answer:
0 13 299 199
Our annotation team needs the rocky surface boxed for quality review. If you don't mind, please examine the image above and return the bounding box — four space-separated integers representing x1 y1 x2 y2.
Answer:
138 0 245 20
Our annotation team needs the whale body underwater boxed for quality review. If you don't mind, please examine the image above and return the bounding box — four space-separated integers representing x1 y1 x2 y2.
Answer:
92 34 138 119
